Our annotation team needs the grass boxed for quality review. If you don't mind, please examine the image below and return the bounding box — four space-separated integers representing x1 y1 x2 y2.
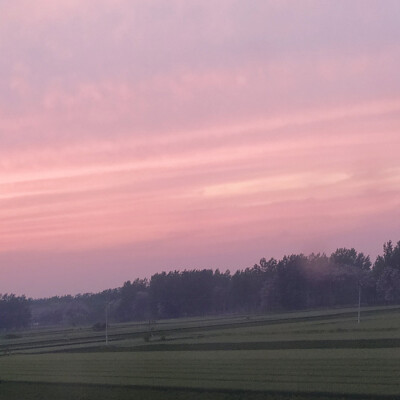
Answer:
1 305 400 399
0 381 372 400
2 349 400 395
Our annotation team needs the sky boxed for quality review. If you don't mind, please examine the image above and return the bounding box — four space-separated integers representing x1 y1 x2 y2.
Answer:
1 0 400 298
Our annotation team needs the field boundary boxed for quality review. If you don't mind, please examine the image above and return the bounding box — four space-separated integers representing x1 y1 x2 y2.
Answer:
4 305 400 355
1 380 400 400
43 337 400 354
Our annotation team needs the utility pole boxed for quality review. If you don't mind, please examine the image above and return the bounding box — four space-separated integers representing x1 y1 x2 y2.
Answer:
105 303 109 345
357 283 361 324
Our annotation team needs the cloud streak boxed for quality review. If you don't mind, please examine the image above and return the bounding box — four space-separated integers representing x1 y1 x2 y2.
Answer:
0 0 399 296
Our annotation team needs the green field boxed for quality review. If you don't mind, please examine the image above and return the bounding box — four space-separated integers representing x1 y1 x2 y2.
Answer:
1 306 400 399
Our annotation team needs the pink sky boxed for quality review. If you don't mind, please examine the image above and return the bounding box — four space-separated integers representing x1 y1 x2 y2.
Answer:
1 0 400 297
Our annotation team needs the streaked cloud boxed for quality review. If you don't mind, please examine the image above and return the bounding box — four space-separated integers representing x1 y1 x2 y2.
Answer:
0 0 399 297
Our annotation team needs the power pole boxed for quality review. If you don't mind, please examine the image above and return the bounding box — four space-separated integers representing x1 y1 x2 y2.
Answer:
105 303 109 345
357 283 361 324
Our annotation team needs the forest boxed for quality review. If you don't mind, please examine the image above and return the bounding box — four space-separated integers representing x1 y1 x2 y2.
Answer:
1 240 399 330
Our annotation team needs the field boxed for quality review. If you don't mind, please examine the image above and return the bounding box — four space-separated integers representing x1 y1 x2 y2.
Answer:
1 305 400 399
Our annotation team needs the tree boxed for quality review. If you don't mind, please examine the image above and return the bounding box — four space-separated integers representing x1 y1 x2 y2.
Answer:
114 279 149 322
0 294 31 330
374 241 400 303
376 268 400 303
330 248 374 305
261 254 308 310
330 248 371 271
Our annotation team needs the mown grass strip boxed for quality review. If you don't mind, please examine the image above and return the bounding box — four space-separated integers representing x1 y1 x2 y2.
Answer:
1 380 400 400
49 338 400 353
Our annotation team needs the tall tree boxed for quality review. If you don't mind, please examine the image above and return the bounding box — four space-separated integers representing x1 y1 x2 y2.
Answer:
374 241 400 303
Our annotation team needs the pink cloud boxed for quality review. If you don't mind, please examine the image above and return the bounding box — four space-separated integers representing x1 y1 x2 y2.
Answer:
1 0 400 296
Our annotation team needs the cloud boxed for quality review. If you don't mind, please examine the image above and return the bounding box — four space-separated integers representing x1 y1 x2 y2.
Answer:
0 0 400 296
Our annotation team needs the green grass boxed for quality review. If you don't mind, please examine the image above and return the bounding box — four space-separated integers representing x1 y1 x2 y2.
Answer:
0 381 371 400
2 349 400 395
3 305 400 354
1 305 400 399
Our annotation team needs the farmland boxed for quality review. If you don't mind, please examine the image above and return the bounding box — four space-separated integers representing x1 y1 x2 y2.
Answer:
1 305 400 399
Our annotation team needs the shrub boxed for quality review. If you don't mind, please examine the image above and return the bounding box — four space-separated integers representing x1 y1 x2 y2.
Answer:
143 332 151 342
92 322 107 331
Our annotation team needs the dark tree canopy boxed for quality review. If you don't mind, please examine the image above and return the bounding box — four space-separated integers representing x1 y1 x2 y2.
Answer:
373 241 400 303
0 294 31 329
3 240 400 329
330 248 371 271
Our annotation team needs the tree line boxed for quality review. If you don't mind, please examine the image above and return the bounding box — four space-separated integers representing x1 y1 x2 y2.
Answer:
1 240 400 330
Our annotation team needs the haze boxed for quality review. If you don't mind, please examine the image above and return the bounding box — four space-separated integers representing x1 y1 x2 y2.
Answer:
1 0 400 297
